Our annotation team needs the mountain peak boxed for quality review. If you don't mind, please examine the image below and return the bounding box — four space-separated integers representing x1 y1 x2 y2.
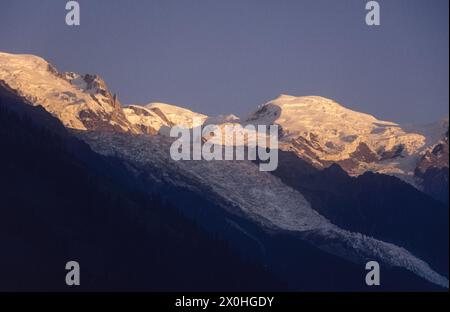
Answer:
273 94 298 101
145 102 207 127
273 94 336 103
0 51 133 132
244 94 430 179
122 102 208 134
0 51 50 70
146 102 203 116
269 95 348 112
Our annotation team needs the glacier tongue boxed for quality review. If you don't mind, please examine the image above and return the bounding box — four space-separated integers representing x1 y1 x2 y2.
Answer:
78 131 449 289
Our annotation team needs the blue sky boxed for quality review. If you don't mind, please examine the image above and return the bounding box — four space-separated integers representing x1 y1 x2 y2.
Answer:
0 0 448 123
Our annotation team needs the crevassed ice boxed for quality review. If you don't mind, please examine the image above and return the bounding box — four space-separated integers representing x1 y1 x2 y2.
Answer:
79 132 449 289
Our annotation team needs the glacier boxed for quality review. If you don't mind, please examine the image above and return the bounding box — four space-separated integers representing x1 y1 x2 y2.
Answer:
78 131 449 289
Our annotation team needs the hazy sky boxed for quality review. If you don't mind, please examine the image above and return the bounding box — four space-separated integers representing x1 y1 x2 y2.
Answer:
0 0 448 123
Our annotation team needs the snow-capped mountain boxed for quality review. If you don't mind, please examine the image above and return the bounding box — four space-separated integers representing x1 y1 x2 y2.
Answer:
244 95 448 186
123 102 207 135
0 52 135 133
1 51 446 186
1 51 448 289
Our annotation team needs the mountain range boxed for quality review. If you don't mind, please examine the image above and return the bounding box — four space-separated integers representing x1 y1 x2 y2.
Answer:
0 51 448 291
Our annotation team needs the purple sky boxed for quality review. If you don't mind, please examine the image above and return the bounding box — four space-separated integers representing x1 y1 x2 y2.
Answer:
0 0 448 123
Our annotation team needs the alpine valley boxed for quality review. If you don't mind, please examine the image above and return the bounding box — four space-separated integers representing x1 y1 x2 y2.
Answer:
0 52 448 291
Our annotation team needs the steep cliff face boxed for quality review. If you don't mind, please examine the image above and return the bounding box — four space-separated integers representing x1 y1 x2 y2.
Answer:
416 128 449 174
415 127 449 203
